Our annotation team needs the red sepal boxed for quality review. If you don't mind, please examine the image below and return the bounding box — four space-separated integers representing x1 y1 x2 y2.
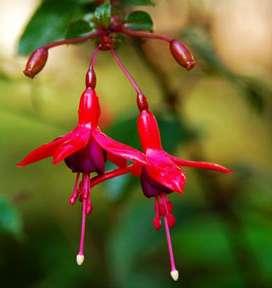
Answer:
171 156 232 174
92 129 146 165
17 126 91 167
145 149 186 193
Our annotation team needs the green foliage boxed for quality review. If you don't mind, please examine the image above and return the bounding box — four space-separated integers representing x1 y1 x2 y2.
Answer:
125 11 153 31
93 3 112 28
121 0 155 6
66 20 94 38
18 0 86 55
107 200 166 287
0 196 23 238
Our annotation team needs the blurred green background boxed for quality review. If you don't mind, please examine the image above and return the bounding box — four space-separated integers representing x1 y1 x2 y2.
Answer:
0 0 272 287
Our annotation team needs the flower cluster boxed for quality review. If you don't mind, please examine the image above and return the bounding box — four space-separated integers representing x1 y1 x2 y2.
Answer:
18 7 231 282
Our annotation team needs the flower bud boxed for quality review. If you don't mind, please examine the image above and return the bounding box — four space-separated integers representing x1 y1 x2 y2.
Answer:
169 40 196 70
23 47 48 78
85 65 96 88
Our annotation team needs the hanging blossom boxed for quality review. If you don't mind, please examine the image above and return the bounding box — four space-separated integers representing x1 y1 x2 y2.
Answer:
19 3 231 281
93 50 232 281
17 50 145 266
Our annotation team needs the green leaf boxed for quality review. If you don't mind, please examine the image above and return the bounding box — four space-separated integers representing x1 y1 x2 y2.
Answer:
18 0 84 55
158 115 196 152
65 19 94 38
0 196 23 238
93 3 111 28
107 200 167 287
125 11 153 32
175 215 234 266
121 0 155 6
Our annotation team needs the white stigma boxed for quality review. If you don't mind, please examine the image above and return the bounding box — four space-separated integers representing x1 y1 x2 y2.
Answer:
76 254 84 266
170 269 179 281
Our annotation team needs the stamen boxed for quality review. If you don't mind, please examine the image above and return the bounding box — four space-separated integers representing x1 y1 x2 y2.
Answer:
163 217 179 281
153 197 161 230
76 175 90 266
77 199 87 266
69 173 80 205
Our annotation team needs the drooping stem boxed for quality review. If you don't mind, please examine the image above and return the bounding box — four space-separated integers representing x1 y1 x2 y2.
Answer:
110 49 144 95
89 46 100 67
44 31 100 50
119 27 172 43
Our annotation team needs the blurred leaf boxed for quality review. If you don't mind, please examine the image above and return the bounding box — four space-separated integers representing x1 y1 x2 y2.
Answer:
121 0 155 6
238 76 270 113
106 114 140 149
66 19 94 38
241 211 272 285
175 214 234 266
182 27 268 113
0 196 23 238
157 115 196 152
125 11 153 31
107 200 171 288
18 0 86 55
93 3 111 28
181 27 237 80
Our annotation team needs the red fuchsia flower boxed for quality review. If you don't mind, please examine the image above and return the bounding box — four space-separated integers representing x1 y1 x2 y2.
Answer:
17 61 145 265
93 49 231 281
95 104 232 280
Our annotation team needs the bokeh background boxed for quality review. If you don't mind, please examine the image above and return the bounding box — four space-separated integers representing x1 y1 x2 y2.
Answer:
0 0 272 287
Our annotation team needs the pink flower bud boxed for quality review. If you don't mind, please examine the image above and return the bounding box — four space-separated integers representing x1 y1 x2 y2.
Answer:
170 40 196 70
23 47 48 78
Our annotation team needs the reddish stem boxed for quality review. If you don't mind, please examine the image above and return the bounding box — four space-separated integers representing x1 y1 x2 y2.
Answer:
119 27 172 43
44 31 100 50
110 49 143 95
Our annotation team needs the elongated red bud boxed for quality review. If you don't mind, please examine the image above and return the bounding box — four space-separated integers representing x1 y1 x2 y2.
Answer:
85 65 96 88
23 48 49 78
136 93 149 111
170 40 196 71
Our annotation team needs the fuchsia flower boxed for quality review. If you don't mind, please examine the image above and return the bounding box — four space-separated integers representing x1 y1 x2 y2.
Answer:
94 94 232 281
17 65 144 265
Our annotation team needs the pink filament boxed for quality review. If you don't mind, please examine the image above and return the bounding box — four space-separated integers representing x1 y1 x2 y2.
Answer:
163 216 177 273
78 175 91 257
69 173 80 205
78 198 87 256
